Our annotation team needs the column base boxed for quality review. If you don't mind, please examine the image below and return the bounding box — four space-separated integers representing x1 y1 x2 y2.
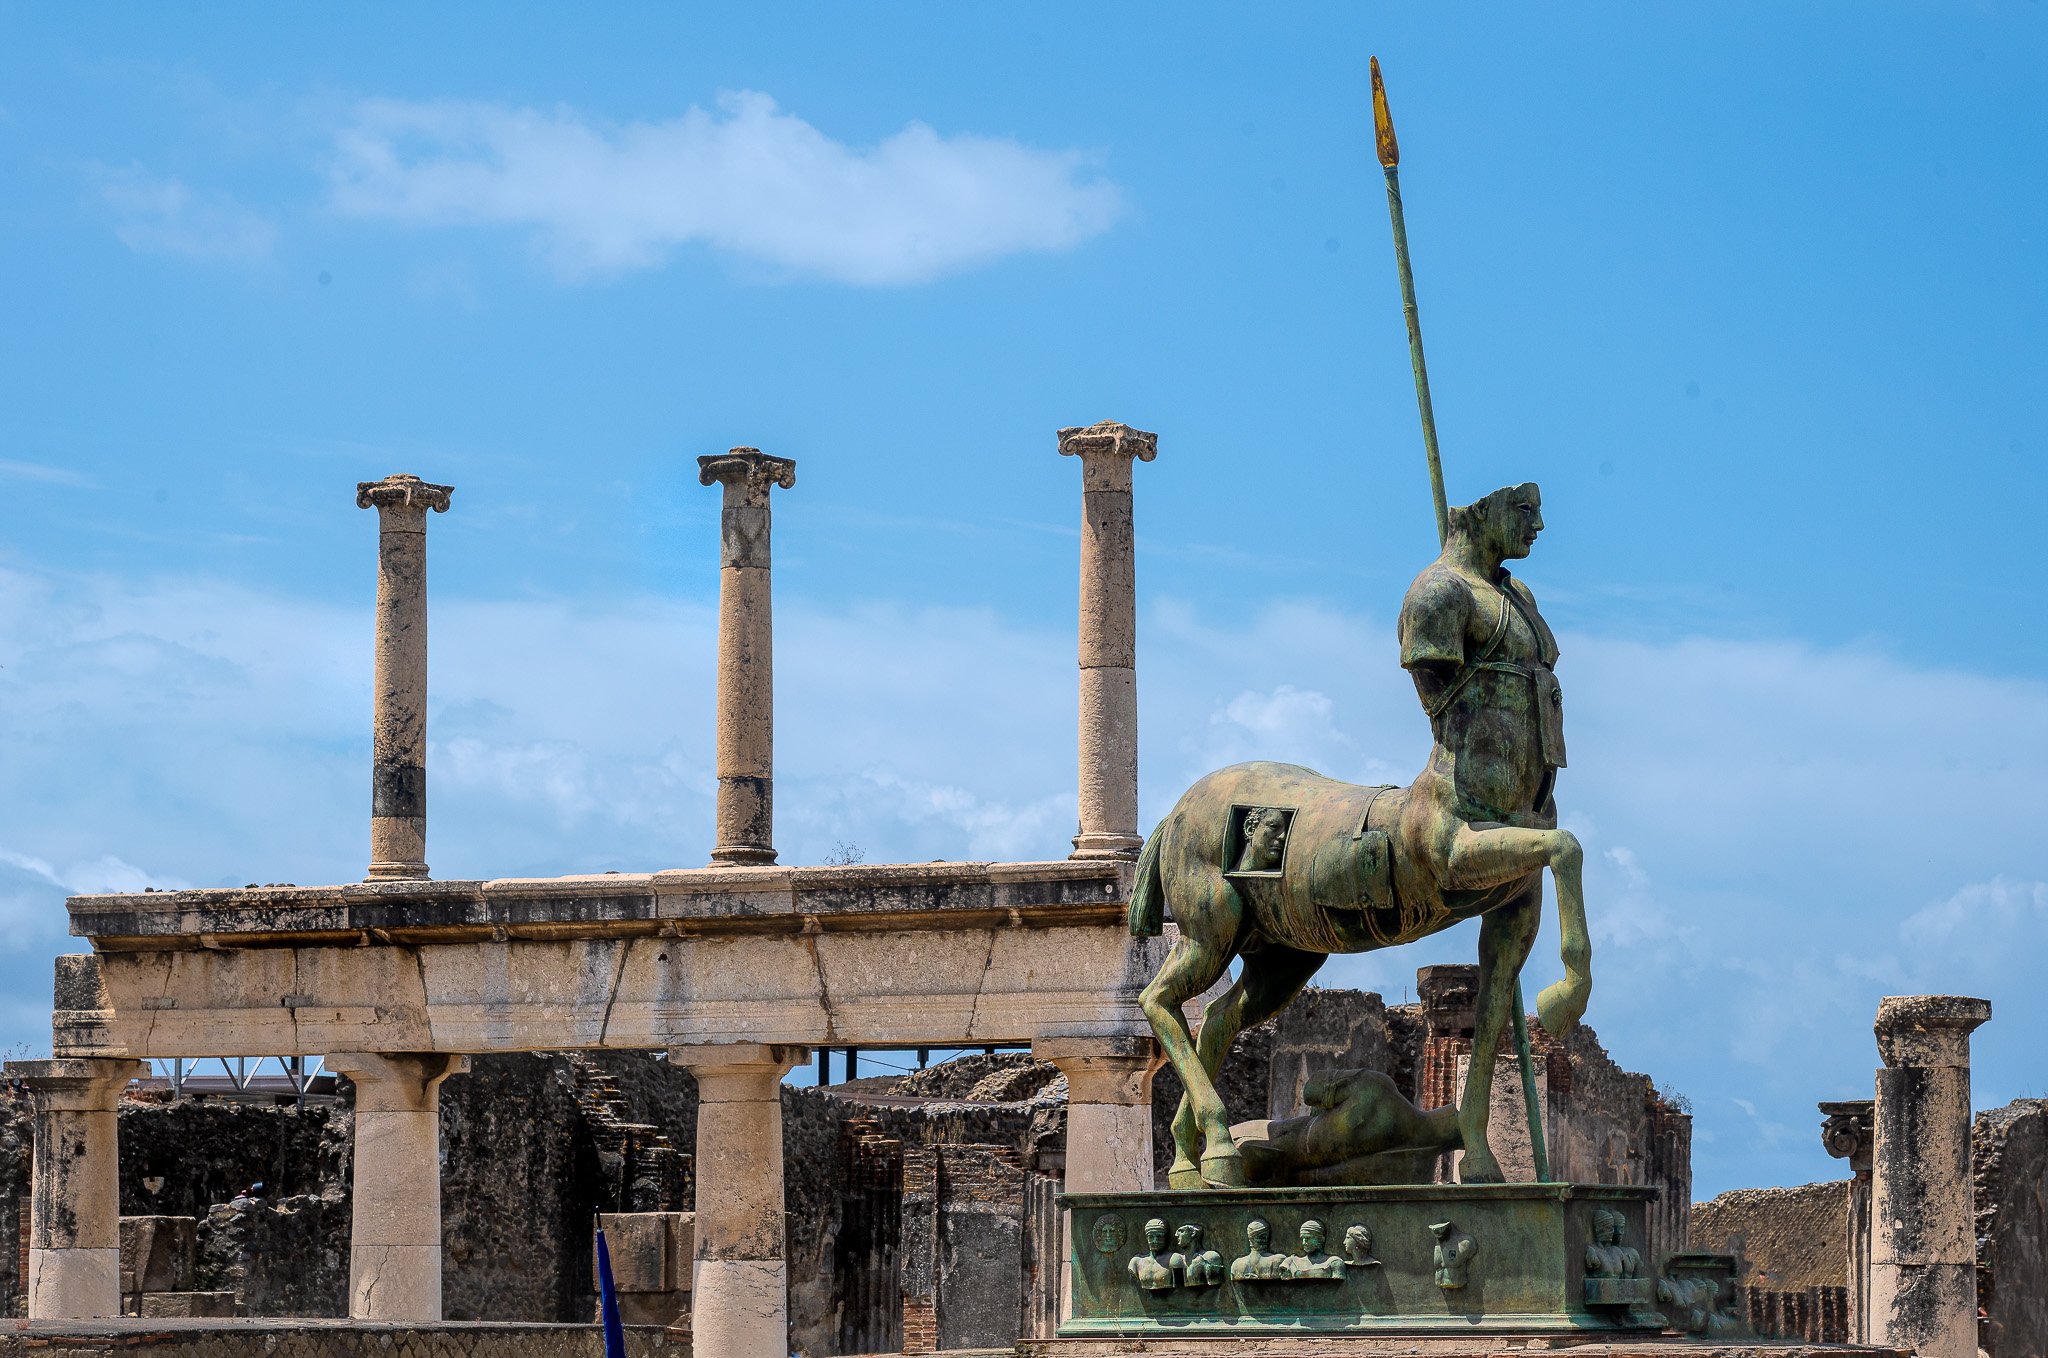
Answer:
1070 832 1143 860
365 861 431 880
691 1258 789 1358
27 1247 120 1320
709 845 778 866
349 1243 443 1322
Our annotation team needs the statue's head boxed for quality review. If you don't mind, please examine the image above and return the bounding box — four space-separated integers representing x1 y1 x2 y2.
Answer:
1593 1209 1623 1245
1246 1218 1271 1250
1344 1224 1372 1256
1448 482 1543 562
1239 807 1288 871
1144 1218 1168 1251
1175 1223 1202 1251
1299 1220 1325 1252
1428 1220 1454 1240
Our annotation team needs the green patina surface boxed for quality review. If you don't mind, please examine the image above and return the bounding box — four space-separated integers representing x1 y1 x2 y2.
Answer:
1060 1183 1662 1338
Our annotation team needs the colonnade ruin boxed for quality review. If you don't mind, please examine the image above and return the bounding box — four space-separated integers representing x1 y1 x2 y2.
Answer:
3 423 2041 1358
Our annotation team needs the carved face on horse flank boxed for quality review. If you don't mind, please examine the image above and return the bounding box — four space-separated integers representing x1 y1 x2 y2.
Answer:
1237 807 1289 872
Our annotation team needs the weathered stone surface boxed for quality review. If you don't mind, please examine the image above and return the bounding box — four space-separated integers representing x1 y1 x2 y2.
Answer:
1689 1181 1848 1290
0 1321 684 1358
1973 1097 2048 1358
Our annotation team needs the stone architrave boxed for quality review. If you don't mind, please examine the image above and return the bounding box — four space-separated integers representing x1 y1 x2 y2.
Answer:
1057 421 1156 861
328 1051 468 1321
697 449 796 866
5 1057 146 1319
1820 1098 1875 1342
1869 995 1990 1358
356 474 453 880
674 1042 808 1358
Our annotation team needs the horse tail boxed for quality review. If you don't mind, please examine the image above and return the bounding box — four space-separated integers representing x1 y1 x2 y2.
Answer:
1128 824 1165 937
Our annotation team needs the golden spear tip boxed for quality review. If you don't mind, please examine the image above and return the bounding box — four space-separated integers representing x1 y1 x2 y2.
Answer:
1371 56 1400 169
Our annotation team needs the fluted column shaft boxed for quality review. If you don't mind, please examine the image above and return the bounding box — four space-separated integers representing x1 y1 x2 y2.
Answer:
674 1042 807 1358
329 1051 467 1321
698 450 796 866
6 1057 144 1319
1058 422 1156 860
357 474 453 880
1869 995 1990 1358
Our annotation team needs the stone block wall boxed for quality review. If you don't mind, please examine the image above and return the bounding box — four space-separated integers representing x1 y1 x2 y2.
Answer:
1974 1097 2048 1358
1689 1180 1850 1292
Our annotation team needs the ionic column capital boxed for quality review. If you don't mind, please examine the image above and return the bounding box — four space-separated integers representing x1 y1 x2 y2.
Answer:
328 1052 468 1113
1059 421 1157 493
1034 1032 1161 1105
1874 995 1991 1068
1819 1098 1875 1171
356 474 454 517
671 1042 809 1093
5 1057 145 1112
698 448 797 504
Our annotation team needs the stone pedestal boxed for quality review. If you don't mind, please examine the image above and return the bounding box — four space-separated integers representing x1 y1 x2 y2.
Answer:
329 1051 468 1321
356 474 453 880
1058 421 1156 861
674 1042 807 1358
1058 1183 1664 1338
697 449 796 866
1038 1034 1162 1194
5 1057 145 1319
1869 995 1989 1358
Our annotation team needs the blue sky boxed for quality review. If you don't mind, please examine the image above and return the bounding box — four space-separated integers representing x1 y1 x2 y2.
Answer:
3 4 2044 1197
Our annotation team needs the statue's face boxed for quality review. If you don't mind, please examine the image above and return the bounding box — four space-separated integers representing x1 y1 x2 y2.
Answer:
1144 1219 1167 1251
1300 1222 1324 1252
1247 1219 1270 1250
1243 811 1286 869
1175 1224 1200 1250
1346 1226 1371 1253
1498 485 1543 560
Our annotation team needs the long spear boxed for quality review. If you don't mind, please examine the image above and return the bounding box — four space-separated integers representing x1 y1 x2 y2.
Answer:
1371 56 1551 1184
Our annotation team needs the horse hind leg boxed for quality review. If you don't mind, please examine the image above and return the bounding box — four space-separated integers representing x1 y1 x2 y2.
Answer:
1138 876 1241 1189
1170 944 1326 1185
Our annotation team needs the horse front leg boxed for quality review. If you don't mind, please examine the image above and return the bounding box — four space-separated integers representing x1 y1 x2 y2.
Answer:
1171 944 1326 1184
1534 834 1591 1037
1138 920 1238 1188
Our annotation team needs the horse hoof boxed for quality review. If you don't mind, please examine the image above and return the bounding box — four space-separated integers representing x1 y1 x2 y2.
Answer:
1200 1151 1247 1189
1458 1153 1504 1185
1166 1162 1204 1190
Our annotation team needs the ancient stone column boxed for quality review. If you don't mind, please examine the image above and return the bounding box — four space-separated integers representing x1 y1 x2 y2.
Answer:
1869 995 1991 1358
4 1057 144 1319
1035 1033 1160 1191
356 474 454 880
1821 1098 1876 1343
1058 421 1156 861
328 1052 468 1321
674 1042 807 1358
697 449 796 866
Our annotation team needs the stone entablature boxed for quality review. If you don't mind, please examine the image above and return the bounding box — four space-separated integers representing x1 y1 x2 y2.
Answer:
57 861 1160 1061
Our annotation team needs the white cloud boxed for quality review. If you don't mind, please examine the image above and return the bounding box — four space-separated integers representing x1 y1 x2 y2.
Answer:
92 166 277 262
0 459 97 489
1901 877 2048 946
324 91 1124 284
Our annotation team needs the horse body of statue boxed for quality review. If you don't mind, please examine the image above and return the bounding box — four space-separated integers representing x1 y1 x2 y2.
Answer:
1129 483 1592 1188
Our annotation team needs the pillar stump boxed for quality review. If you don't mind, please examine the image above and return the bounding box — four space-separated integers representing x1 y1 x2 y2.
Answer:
356 473 453 880
5 1057 144 1319
1869 994 1990 1358
1035 1031 1161 1322
1058 421 1156 861
329 1052 467 1321
697 449 796 866
674 1042 807 1358
1821 1098 1876 1343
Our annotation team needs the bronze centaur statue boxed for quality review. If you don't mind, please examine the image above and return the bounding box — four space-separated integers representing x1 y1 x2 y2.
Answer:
1129 484 1592 1187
